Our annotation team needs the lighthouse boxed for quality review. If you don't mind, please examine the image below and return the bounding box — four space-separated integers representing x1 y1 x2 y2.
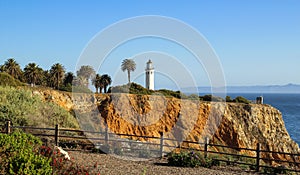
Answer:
145 59 154 90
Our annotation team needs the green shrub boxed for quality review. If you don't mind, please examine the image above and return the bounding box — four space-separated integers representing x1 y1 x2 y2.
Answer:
226 96 232 102
233 96 250 104
0 86 79 128
167 150 220 168
0 72 25 87
0 131 52 174
109 83 151 95
261 165 289 174
110 83 189 99
59 83 73 92
129 83 151 95
157 89 181 98
200 95 225 102
59 84 93 93
225 95 251 104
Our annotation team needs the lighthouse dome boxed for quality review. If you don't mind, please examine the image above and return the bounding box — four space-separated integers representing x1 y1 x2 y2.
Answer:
146 59 153 69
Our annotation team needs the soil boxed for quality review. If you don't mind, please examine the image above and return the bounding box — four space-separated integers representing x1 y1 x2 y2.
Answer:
68 151 259 175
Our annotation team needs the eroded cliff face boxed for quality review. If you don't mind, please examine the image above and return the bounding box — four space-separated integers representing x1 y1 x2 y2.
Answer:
33 89 299 163
95 94 299 162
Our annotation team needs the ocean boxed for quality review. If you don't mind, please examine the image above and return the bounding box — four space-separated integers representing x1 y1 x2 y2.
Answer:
226 93 300 145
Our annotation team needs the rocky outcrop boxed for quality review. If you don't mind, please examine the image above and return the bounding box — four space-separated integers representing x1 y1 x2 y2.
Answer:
32 88 74 111
32 89 300 164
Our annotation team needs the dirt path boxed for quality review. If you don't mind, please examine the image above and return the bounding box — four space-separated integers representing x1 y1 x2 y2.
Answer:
68 151 258 175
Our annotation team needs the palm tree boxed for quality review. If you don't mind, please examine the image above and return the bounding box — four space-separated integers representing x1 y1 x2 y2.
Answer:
76 65 95 87
23 63 43 87
92 74 102 93
0 65 6 72
121 59 136 84
73 76 88 87
3 58 23 80
42 70 50 87
49 63 65 89
63 72 74 86
100 74 112 93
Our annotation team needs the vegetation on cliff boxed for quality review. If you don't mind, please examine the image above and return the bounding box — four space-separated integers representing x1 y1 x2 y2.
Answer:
0 72 25 87
0 131 52 174
109 82 252 103
0 86 78 128
109 82 192 99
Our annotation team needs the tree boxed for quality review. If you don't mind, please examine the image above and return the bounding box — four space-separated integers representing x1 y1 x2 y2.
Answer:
92 74 102 93
100 74 112 93
2 58 23 80
76 65 95 87
63 72 74 86
23 63 43 87
49 63 65 89
41 70 50 87
121 59 136 83
73 76 88 87
0 65 5 72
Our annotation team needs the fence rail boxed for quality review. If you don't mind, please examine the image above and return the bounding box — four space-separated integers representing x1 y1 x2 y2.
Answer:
2 121 300 173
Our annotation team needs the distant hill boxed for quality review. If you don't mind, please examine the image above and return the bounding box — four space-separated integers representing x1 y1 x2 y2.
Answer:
183 84 300 94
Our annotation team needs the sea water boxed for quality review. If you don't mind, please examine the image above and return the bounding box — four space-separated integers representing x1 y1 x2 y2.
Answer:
226 93 300 145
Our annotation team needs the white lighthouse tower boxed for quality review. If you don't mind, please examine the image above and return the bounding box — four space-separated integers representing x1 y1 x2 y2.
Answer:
145 59 154 90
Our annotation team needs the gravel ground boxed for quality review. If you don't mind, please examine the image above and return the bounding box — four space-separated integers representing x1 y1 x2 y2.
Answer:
67 151 259 175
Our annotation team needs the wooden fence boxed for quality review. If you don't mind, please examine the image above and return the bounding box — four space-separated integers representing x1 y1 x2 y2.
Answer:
2 121 300 173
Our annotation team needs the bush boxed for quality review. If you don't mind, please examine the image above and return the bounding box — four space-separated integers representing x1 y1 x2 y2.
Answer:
110 83 189 99
59 84 93 93
233 96 250 104
109 83 151 95
129 83 151 95
167 150 220 168
261 165 288 174
59 83 73 92
200 95 225 102
157 89 181 98
226 96 232 102
0 131 52 174
225 95 251 104
0 72 25 87
0 86 79 128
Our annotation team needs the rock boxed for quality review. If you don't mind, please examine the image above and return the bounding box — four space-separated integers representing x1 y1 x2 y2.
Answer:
32 89 300 164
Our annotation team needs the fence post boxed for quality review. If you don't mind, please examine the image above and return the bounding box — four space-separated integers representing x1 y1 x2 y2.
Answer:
256 143 261 172
204 137 209 158
6 121 11 134
54 124 59 146
159 132 164 157
105 125 109 145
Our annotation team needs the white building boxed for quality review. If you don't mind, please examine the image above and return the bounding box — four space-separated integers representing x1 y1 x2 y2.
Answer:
145 59 154 90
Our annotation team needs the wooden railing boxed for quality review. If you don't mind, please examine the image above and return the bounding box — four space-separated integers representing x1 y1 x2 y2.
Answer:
2 121 300 173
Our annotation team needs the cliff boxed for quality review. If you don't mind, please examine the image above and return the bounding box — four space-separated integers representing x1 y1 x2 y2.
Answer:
32 89 300 164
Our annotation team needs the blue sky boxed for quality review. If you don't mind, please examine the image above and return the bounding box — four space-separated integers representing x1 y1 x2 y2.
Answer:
0 0 299 89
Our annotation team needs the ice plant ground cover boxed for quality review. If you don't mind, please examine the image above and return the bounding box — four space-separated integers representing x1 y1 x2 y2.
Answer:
0 131 101 175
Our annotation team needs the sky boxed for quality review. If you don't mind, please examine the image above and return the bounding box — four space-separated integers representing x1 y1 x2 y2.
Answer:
0 0 299 90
